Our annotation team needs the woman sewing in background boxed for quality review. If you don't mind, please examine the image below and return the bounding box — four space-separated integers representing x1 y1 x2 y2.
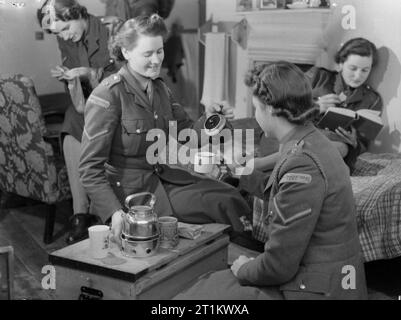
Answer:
254 37 382 173
176 61 368 300
37 0 123 244
79 14 254 247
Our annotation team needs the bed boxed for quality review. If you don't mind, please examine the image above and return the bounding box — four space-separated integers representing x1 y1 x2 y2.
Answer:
350 152 401 262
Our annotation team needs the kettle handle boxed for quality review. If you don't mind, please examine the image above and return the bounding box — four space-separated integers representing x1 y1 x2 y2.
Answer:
125 192 156 210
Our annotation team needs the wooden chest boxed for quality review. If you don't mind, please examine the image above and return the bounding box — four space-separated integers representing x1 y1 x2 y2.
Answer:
49 224 230 300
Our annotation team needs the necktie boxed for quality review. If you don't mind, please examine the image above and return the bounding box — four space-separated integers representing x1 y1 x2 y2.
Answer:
146 80 154 107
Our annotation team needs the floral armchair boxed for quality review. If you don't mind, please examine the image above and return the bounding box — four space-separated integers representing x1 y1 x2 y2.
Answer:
0 74 71 244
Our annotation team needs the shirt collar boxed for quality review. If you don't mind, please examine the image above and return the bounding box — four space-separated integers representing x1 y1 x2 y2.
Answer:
334 72 365 104
127 64 152 92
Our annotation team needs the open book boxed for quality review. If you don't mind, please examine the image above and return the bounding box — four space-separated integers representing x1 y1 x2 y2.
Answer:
317 107 384 140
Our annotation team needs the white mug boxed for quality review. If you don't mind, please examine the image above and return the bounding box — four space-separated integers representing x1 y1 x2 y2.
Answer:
194 152 217 174
88 225 110 259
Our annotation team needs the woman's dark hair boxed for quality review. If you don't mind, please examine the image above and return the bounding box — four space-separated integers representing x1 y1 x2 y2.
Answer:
110 14 168 62
37 0 89 32
244 61 319 125
335 37 378 67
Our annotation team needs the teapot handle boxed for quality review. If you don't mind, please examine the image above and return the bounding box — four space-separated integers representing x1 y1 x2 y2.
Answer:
125 192 156 210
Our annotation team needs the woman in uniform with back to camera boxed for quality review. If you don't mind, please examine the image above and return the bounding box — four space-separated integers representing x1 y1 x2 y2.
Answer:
78 14 255 247
175 61 368 300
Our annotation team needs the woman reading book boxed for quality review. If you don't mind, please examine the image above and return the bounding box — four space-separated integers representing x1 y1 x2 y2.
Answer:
254 38 382 173
306 37 383 172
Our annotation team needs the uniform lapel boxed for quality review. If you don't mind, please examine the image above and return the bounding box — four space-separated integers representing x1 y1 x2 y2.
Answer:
334 73 363 106
119 65 152 110
345 87 364 105
333 72 345 95
86 16 100 60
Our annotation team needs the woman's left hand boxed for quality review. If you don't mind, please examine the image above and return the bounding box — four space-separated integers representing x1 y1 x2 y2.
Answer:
231 255 253 277
206 101 235 120
62 67 92 81
335 126 358 148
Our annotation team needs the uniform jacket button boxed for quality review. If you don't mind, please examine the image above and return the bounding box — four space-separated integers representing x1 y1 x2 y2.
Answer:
136 129 141 133
116 182 121 187
154 165 163 174
154 114 158 119
300 283 306 290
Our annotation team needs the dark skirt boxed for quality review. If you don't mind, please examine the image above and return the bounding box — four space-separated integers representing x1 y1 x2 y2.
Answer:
61 105 84 143
105 164 253 233
174 269 284 300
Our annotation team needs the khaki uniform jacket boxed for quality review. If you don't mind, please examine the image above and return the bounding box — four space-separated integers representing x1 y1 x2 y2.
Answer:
79 64 252 228
58 15 123 142
238 124 367 299
79 64 194 221
305 67 383 171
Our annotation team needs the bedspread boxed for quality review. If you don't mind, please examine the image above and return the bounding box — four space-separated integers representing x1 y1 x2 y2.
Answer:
351 152 401 262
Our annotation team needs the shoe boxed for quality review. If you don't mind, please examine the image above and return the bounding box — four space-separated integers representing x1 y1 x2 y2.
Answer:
65 213 102 245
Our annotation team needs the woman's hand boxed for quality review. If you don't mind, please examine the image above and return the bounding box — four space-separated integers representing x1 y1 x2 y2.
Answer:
231 255 254 277
51 66 92 81
316 94 341 113
110 209 124 247
335 126 358 148
205 101 235 120
50 66 69 80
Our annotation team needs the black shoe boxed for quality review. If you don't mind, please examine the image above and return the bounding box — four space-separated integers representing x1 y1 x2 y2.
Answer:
66 213 102 245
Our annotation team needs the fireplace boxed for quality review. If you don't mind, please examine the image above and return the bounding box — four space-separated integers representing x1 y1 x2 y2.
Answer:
234 8 332 117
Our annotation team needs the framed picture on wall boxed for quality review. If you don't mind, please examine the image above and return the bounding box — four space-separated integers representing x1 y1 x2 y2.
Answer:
260 0 277 9
236 0 253 12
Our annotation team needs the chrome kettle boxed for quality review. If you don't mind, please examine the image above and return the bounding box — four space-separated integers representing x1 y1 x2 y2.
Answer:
122 192 159 240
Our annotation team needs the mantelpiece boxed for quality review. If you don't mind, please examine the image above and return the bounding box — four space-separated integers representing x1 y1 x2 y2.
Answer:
233 8 333 117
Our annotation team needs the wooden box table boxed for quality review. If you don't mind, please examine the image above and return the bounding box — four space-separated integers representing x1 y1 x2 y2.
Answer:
49 224 230 300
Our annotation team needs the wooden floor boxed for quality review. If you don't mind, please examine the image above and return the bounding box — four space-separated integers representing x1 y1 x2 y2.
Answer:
0 195 398 300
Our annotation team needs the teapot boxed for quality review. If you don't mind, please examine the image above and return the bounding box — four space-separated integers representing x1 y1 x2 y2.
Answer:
122 192 159 240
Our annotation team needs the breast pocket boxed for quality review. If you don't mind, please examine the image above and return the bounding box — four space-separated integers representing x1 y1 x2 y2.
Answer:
121 119 155 156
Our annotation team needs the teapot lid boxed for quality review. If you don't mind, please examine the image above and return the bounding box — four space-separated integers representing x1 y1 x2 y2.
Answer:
129 205 153 215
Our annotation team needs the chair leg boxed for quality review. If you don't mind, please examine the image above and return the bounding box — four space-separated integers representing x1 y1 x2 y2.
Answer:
44 204 56 244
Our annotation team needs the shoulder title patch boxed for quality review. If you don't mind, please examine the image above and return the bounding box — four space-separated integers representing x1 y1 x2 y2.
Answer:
87 95 110 109
279 173 312 185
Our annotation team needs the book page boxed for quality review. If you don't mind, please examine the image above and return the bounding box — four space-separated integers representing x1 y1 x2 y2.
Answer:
356 109 383 124
325 107 356 118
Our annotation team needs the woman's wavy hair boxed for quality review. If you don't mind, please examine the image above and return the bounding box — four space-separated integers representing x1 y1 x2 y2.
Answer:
37 0 89 32
335 37 378 67
244 61 319 125
109 14 168 62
